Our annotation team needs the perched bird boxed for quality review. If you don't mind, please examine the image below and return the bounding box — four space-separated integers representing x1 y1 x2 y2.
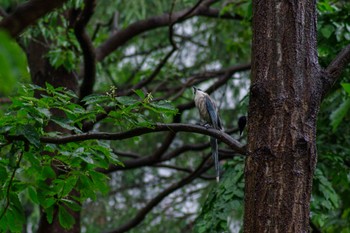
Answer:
193 86 222 182
238 116 247 136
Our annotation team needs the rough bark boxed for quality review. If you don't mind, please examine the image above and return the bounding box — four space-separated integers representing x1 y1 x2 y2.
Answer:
244 0 322 232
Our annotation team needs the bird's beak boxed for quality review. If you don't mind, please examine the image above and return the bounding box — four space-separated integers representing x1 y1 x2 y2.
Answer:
192 86 197 93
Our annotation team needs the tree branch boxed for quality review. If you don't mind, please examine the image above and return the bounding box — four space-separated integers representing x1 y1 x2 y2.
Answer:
104 141 210 173
40 123 245 154
95 3 241 62
0 0 68 37
105 154 212 233
81 63 250 132
117 0 206 96
324 43 350 90
0 144 26 221
72 0 97 101
0 7 8 18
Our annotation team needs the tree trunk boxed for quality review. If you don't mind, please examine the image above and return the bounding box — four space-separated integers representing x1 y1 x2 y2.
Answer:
244 0 322 232
26 37 80 233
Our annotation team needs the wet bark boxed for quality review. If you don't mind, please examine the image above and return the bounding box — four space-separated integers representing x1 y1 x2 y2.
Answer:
244 0 322 232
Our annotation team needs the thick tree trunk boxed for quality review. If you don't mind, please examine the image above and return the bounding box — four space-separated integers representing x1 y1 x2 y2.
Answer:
26 38 80 233
244 0 322 232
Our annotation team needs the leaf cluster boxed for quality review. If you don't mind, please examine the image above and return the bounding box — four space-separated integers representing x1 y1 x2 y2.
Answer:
0 84 177 231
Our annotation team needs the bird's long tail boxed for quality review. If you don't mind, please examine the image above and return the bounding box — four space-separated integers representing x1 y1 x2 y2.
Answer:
210 137 220 182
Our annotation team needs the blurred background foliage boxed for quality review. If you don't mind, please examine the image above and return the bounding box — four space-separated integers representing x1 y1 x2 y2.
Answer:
0 0 350 232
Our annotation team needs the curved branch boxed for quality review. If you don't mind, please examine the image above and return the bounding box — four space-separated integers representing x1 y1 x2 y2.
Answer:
40 123 245 154
324 44 350 93
106 154 212 233
326 44 350 80
0 0 68 37
96 3 241 61
73 0 97 101
104 141 210 173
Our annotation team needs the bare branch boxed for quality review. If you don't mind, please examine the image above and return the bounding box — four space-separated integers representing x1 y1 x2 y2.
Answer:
324 43 350 89
106 154 212 233
152 164 214 180
0 97 11 104
40 123 245 154
104 141 210 173
0 7 8 18
0 0 68 37
72 0 97 101
95 3 241 62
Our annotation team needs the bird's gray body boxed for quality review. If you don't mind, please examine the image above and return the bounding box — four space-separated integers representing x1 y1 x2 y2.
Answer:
193 89 222 130
193 87 222 182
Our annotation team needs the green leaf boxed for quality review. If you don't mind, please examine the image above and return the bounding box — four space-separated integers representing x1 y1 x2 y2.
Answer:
28 186 39 204
50 117 82 133
61 199 81 211
330 98 350 132
0 30 29 95
320 24 335 39
15 124 41 147
78 175 96 200
82 94 111 105
0 166 8 183
149 100 178 115
58 205 75 229
116 96 139 106
89 171 109 195
134 89 145 99
42 166 56 179
61 175 78 197
46 205 54 224
341 83 350 95
41 197 56 209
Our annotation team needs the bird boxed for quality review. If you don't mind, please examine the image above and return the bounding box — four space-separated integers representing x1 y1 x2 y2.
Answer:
238 116 247 136
193 86 222 182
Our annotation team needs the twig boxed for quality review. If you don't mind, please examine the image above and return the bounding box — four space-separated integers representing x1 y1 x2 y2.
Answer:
0 144 27 221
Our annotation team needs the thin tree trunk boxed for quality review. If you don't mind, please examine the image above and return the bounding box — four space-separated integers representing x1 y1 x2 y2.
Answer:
244 0 322 232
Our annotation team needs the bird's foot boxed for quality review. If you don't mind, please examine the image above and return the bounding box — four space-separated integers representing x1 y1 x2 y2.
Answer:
196 122 211 129
203 123 211 129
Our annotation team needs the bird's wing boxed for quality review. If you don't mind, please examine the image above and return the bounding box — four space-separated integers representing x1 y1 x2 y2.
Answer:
205 95 219 129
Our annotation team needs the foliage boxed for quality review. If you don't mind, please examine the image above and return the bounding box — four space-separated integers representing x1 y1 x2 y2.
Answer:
0 30 29 95
0 84 177 232
194 158 245 233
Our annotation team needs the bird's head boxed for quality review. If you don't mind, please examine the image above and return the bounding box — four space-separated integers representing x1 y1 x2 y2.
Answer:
192 86 203 95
